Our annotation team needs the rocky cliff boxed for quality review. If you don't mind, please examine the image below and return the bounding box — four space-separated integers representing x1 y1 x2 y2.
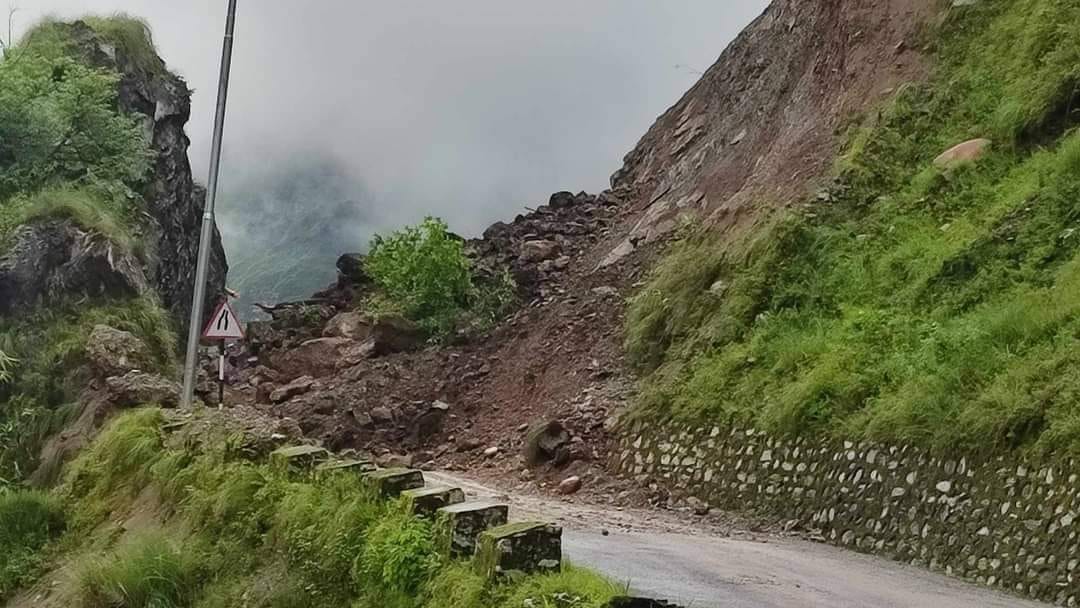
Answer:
0 21 226 333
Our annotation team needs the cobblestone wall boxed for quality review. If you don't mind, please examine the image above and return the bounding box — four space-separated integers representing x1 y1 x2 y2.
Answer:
611 421 1079 605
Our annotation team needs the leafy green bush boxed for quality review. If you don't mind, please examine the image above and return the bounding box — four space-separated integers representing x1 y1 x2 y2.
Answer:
76 533 201 608
0 41 151 202
627 0 1080 453
366 218 472 327
365 217 516 336
356 511 442 600
0 489 65 597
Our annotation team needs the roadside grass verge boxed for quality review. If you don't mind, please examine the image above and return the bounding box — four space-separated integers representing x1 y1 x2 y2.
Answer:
626 0 1080 454
49 409 620 608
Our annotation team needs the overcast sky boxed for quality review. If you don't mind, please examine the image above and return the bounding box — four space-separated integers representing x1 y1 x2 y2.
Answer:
14 1 766 236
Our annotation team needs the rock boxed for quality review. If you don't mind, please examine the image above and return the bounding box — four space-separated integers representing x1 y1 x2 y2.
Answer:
0 220 150 319
377 453 415 469
457 438 484 452
520 240 561 263
549 191 576 209
629 198 681 245
269 376 315 403
524 421 572 467
708 280 728 297
596 240 635 270
323 311 368 340
255 383 275 404
686 496 711 516
367 315 426 355
484 446 501 458
558 476 583 495
730 129 748 145
413 400 451 441
591 286 620 298
85 325 153 377
269 337 354 379
933 138 991 170
61 21 226 334
105 372 181 408
369 407 395 425
336 253 370 284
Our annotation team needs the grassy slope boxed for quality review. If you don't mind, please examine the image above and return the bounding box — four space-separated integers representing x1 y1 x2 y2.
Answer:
626 0 1080 454
1 409 620 608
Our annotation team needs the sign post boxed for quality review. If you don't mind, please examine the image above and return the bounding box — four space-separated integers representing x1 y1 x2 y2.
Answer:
181 0 239 409
201 299 245 408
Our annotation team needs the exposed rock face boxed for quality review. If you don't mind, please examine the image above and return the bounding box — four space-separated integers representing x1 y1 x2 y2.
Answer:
0 221 149 315
611 0 934 237
62 21 228 332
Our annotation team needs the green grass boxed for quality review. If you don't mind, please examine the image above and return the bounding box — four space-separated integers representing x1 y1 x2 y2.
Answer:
0 296 175 484
0 187 138 254
76 533 201 608
0 489 66 597
627 0 1080 454
34 409 621 608
82 15 166 77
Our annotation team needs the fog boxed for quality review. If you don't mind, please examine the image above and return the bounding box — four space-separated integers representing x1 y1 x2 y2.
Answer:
13 1 767 304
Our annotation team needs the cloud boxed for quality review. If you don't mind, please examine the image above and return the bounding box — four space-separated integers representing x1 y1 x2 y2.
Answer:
12 1 766 299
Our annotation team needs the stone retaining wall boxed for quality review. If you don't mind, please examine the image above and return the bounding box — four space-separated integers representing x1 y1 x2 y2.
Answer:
611 421 1079 605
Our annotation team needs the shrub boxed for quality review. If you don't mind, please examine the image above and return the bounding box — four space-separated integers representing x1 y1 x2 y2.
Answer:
76 534 201 608
0 42 151 201
365 217 516 336
0 489 65 597
366 217 472 329
355 511 442 599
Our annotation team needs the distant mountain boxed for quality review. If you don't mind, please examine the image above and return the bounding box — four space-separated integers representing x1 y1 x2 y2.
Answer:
217 158 381 317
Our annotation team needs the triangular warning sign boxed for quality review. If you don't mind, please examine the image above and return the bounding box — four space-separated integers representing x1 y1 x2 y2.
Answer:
202 300 245 340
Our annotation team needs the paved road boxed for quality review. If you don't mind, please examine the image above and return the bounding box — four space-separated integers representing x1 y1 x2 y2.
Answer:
429 472 1049 608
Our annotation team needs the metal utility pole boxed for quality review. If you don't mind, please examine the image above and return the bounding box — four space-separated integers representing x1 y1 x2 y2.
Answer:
181 0 239 409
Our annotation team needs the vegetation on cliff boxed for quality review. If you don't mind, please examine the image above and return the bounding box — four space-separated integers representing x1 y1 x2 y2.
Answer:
627 0 1080 454
0 16 175 485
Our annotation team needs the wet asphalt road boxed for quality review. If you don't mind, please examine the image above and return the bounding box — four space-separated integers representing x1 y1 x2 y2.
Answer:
428 471 1050 608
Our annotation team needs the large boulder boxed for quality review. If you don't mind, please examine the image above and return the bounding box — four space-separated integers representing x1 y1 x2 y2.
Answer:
0 220 149 316
85 325 153 378
520 240 561 263
524 421 572 467
323 311 368 340
269 337 354 379
324 313 426 356
336 253 370 285
105 371 181 408
269 375 315 403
